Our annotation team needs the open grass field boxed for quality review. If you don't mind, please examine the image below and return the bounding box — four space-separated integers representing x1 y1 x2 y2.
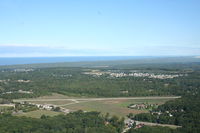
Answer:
63 100 148 117
63 98 171 117
14 93 178 117
0 104 15 110
117 99 171 108
15 110 62 118
0 106 12 110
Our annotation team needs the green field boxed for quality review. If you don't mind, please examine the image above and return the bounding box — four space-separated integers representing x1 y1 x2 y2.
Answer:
0 106 13 110
63 98 172 117
117 99 171 108
15 94 175 117
15 110 62 118
64 100 147 117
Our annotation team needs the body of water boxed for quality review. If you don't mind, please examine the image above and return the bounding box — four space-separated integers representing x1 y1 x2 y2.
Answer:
0 56 151 66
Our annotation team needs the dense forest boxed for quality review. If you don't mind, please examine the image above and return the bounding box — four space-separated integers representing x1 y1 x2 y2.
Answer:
132 94 200 133
126 126 175 133
0 62 200 99
0 110 125 133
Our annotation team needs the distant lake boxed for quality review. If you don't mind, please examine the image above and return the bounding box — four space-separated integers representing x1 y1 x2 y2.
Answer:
0 56 152 66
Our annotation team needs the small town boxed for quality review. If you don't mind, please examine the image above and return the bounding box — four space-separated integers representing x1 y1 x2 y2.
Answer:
83 70 183 79
128 103 158 110
0 100 70 115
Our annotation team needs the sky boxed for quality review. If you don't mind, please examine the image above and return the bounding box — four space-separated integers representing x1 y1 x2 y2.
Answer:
0 0 200 57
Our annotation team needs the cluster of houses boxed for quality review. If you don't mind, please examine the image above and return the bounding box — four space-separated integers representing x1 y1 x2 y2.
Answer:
83 70 183 79
17 80 31 83
0 79 31 85
128 104 148 110
0 101 70 115
0 79 10 83
123 119 145 132
51 74 72 78
128 103 157 110
110 72 182 79
2 90 33 95
152 110 174 117
1 69 34 73
34 103 54 110
125 119 135 128
83 70 110 76
13 69 34 72
18 90 33 94
29 103 70 114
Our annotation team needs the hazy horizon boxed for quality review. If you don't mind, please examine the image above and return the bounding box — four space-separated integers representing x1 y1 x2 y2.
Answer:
0 56 199 66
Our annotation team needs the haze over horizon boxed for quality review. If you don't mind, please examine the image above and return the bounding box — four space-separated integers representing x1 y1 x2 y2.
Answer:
0 0 200 57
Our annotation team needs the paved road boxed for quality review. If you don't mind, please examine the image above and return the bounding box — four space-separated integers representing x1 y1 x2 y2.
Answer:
122 119 181 133
135 121 181 128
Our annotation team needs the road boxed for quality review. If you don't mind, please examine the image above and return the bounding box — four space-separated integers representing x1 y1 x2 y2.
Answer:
122 119 181 133
135 121 181 128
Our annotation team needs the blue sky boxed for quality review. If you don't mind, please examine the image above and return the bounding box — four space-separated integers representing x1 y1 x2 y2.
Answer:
0 0 200 57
